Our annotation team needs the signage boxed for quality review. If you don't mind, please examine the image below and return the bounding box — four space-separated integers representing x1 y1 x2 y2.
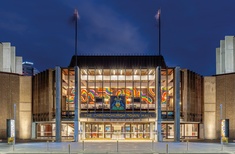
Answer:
80 112 156 119
221 119 229 137
7 119 15 138
110 96 125 110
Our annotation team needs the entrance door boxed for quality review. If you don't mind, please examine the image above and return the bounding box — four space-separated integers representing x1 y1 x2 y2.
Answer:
112 125 122 139
161 124 174 139
104 124 112 138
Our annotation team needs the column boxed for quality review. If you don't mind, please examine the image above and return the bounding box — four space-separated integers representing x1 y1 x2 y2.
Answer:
155 66 162 141
74 66 80 142
174 67 180 142
55 66 61 142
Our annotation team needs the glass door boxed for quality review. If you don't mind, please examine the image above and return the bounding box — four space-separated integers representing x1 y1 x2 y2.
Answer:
105 124 111 138
125 124 131 138
143 124 150 139
167 124 174 139
91 124 98 138
137 124 143 138
98 125 104 138
131 124 137 138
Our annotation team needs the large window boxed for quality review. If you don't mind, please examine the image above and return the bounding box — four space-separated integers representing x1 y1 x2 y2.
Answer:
36 123 74 140
80 68 156 113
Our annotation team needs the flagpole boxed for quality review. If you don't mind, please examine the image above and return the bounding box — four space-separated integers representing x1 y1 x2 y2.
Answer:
74 9 78 66
155 9 161 56
158 9 161 56
74 9 79 142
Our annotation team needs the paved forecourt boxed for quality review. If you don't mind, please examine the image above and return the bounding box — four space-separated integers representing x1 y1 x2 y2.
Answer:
0 140 234 154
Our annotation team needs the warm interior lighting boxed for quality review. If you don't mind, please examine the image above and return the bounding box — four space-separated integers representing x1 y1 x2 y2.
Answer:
83 70 87 75
120 70 122 75
134 70 137 75
99 70 101 75
104 98 109 102
127 98 132 102
149 70 152 75
113 70 115 75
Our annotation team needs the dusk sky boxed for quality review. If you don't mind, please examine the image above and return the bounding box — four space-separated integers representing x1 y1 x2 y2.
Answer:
1 0 235 76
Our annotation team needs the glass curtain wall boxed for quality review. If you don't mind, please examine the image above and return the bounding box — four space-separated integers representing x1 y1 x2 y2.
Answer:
161 68 176 120
80 68 156 112
61 68 75 118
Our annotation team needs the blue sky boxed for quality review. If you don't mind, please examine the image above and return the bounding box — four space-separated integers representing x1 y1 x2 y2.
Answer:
1 0 235 76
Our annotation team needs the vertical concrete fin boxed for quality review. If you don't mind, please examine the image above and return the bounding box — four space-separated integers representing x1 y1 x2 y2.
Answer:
74 66 80 142
55 66 61 142
174 67 180 142
155 66 162 141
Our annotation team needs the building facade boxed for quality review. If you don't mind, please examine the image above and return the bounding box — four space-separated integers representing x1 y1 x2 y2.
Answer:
0 42 22 74
204 73 235 139
32 55 203 141
0 72 32 139
216 36 235 74
22 61 39 76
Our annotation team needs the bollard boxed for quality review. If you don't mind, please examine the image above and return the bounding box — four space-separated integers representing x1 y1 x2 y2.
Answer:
187 140 189 151
82 140 84 151
68 144 71 154
152 139 154 151
221 142 224 151
166 144 168 154
117 140 119 152
13 144 15 151
47 141 49 151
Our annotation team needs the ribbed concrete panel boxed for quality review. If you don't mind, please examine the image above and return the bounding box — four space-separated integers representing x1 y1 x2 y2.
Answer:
15 56 23 74
216 48 221 74
11 46 16 73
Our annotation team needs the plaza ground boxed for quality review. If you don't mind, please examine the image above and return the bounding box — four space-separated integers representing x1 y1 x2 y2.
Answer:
0 139 234 154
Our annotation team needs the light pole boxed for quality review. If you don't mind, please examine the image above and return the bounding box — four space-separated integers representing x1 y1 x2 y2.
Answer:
13 104 16 151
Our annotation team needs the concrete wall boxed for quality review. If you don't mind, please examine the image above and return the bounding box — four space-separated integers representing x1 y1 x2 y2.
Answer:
0 72 32 139
11 46 16 73
216 74 235 139
15 56 23 75
19 76 32 139
0 43 3 72
0 72 20 139
216 48 220 74
2 43 11 72
204 76 216 139
216 36 235 74
225 36 235 73
0 43 22 74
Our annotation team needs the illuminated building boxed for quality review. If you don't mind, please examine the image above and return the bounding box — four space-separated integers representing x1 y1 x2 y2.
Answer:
32 55 203 141
22 61 39 76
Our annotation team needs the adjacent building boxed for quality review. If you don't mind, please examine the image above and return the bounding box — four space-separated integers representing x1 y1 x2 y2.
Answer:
22 61 39 76
0 71 32 139
216 36 235 74
0 42 22 74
